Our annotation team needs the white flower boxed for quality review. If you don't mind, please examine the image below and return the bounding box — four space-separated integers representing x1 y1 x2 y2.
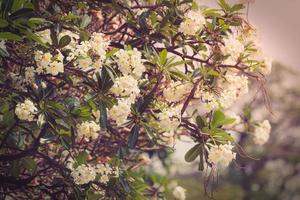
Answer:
157 106 181 133
222 33 244 65
109 99 131 126
66 32 109 72
71 164 96 185
218 72 248 108
260 57 272 75
37 114 45 127
179 10 206 36
35 50 64 76
208 143 236 168
36 29 52 44
24 67 36 83
92 110 101 122
95 163 112 184
201 91 219 110
0 40 7 51
252 120 271 145
173 186 186 200
163 81 193 103
76 121 100 141
15 99 38 121
115 48 145 78
110 75 140 101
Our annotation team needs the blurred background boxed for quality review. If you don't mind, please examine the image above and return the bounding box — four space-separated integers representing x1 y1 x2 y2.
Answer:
157 1 300 199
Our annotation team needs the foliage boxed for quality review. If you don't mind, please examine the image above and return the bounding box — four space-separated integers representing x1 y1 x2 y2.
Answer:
0 0 272 199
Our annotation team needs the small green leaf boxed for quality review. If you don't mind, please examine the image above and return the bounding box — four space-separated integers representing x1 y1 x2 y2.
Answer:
74 151 89 168
99 101 107 128
159 49 168 66
0 32 22 41
22 157 37 172
211 110 225 128
106 48 119 58
80 14 92 28
128 124 140 149
0 19 9 28
196 115 206 129
59 35 71 48
185 144 202 162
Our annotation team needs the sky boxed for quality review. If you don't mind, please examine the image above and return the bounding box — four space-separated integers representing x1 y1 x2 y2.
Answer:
201 0 300 69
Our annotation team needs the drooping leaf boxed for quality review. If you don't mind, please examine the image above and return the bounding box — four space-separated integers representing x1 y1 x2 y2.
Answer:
0 32 22 41
59 35 71 48
128 124 140 149
184 144 202 162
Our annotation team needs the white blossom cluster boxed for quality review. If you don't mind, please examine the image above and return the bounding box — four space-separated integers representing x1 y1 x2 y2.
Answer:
199 72 248 110
15 99 38 121
172 186 186 200
115 48 146 79
110 75 140 100
222 33 245 65
67 32 109 72
109 99 132 126
71 164 97 185
219 72 249 109
208 143 236 168
70 162 117 186
76 121 100 141
163 81 193 103
179 10 206 36
35 50 64 76
157 106 181 133
252 120 271 145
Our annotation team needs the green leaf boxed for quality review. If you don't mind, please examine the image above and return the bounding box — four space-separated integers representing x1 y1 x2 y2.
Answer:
218 0 231 11
99 101 107 128
10 8 34 20
24 31 47 47
74 151 89 168
211 110 225 128
2 0 14 17
22 157 37 172
3 110 15 127
0 19 9 28
128 124 140 149
207 69 222 77
198 147 204 171
119 175 131 193
59 35 71 48
195 115 206 129
106 48 119 59
159 49 168 66
184 144 202 162
230 4 245 12
0 32 22 41
167 60 191 69
80 14 92 28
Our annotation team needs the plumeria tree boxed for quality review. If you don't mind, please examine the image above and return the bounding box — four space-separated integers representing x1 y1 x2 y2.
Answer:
0 0 272 199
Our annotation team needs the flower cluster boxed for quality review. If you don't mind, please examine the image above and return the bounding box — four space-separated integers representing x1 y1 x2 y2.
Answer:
208 143 236 168
109 99 132 126
35 50 64 76
163 81 193 103
70 162 117 185
222 33 245 65
15 99 38 121
76 121 100 141
179 10 206 35
66 32 109 72
252 120 271 145
71 164 97 185
115 48 146 79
